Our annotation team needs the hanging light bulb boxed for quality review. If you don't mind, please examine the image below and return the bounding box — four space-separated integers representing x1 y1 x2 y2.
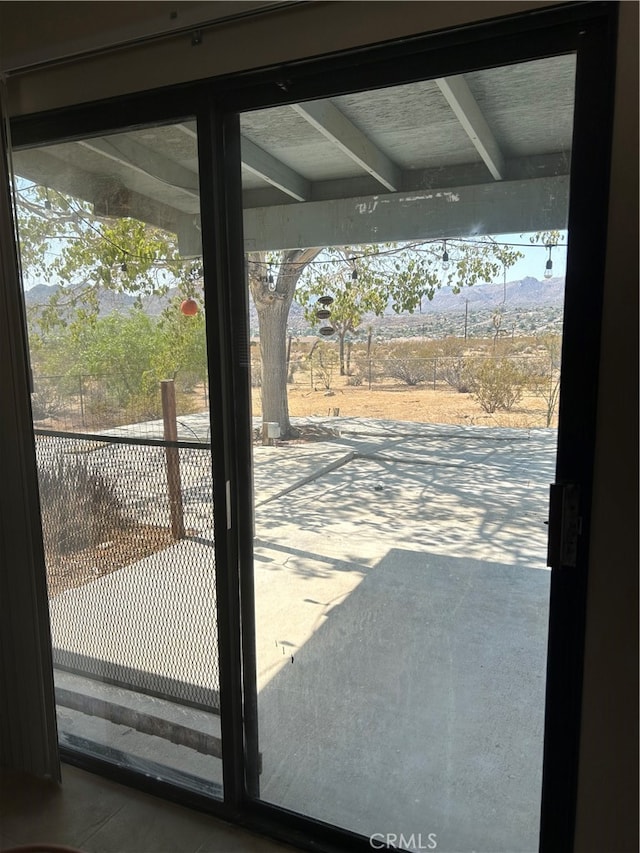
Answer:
44 189 52 211
442 241 450 271
120 258 128 273
267 264 276 292
544 245 553 279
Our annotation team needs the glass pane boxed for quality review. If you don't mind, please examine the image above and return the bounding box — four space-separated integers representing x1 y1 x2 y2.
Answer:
14 121 222 797
241 55 575 851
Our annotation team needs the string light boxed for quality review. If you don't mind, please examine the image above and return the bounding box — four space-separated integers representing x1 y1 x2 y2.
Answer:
442 241 450 271
19 185 567 281
544 244 553 279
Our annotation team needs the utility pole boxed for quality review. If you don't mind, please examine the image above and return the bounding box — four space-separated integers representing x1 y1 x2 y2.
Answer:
464 299 469 341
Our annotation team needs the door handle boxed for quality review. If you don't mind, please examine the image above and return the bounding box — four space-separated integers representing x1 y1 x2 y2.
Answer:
547 483 581 568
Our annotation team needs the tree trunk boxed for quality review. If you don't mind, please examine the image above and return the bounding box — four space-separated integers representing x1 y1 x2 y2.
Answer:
338 331 346 376
257 296 291 436
248 248 320 438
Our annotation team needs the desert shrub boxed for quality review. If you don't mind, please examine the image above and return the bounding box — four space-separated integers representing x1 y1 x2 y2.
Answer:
312 343 338 391
176 369 200 394
126 390 163 423
352 356 384 386
384 341 436 386
38 456 130 555
467 357 527 413
527 335 562 426
386 355 431 386
31 378 64 421
436 337 471 392
438 355 471 393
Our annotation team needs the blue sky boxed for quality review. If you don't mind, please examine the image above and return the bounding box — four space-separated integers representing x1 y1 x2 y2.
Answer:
19 214 567 291
496 232 567 281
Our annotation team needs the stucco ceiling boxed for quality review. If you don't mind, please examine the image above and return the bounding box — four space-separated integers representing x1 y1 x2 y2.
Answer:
11 53 576 251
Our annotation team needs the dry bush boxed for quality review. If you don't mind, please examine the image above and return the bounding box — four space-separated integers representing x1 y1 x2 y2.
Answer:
38 456 130 555
467 357 528 413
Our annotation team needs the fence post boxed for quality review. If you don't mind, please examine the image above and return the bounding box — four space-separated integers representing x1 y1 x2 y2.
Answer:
161 379 185 540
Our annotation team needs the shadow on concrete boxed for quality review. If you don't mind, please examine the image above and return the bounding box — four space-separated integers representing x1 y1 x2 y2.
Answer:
257 547 549 853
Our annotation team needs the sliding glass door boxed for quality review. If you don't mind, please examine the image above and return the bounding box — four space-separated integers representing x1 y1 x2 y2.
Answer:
237 53 580 852
8 4 616 851
13 118 224 797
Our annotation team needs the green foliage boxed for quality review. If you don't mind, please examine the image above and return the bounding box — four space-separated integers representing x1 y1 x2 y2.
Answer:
293 240 523 378
29 306 207 423
16 181 195 336
17 181 209 427
295 239 523 333
468 357 528 413
16 183 201 332
155 299 208 389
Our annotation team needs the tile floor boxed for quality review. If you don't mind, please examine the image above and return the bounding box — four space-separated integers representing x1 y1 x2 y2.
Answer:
0 764 297 853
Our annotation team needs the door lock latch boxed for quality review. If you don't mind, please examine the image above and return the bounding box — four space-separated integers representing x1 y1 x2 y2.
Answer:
547 483 581 568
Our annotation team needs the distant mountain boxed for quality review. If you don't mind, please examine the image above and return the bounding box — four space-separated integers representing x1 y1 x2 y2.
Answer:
23 283 178 317
403 275 565 314
24 275 564 335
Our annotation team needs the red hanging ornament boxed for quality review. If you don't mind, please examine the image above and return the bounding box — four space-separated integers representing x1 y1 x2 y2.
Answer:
180 298 199 316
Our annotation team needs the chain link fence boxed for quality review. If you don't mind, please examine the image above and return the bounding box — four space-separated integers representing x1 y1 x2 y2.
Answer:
31 372 208 433
35 428 219 711
273 350 558 392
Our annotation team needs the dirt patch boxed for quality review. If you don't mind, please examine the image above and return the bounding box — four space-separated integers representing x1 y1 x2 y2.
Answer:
46 523 177 598
256 376 557 430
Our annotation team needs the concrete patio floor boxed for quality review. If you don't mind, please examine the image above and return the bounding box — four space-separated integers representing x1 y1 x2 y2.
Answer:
49 416 557 853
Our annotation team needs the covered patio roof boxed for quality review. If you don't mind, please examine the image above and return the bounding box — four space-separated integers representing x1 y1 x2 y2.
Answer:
12 53 575 253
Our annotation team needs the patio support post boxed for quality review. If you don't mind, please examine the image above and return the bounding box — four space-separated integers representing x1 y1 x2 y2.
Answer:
161 379 185 539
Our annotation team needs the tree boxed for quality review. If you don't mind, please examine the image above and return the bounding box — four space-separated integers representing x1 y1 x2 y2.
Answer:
247 248 322 435
295 247 388 376
252 239 522 436
17 183 207 419
17 180 526 439
16 183 200 330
